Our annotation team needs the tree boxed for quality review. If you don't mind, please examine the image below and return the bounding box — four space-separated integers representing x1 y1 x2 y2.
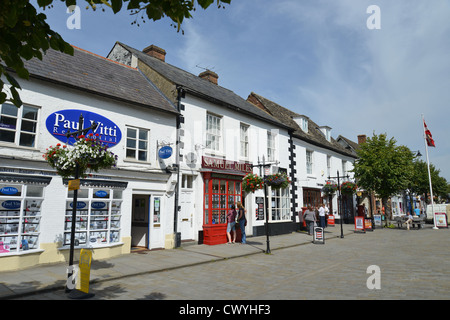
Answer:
410 160 448 204
0 0 231 107
352 133 415 223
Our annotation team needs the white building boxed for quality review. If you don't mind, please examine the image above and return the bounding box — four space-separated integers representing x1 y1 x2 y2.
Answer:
108 43 294 244
0 46 179 271
247 93 358 223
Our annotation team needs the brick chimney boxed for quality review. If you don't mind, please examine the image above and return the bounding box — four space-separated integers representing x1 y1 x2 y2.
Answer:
199 70 218 85
358 134 367 145
142 45 166 62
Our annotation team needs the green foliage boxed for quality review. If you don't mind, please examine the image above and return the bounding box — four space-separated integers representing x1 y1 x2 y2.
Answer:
352 133 414 203
0 0 231 107
410 159 448 202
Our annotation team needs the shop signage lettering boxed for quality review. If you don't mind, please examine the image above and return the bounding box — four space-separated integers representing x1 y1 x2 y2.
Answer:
202 156 252 174
1 200 21 209
70 201 87 209
158 146 173 159
91 202 106 209
0 187 18 195
46 109 122 149
95 190 108 198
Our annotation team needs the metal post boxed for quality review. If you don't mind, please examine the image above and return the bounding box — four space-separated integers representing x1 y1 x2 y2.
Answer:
262 156 271 254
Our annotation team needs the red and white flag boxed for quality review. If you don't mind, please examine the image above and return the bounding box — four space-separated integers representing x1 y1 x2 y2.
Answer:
424 120 435 147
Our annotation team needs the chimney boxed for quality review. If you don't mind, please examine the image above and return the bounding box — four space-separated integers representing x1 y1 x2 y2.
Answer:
199 70 219 85
358 134 367 145
142 45 166 62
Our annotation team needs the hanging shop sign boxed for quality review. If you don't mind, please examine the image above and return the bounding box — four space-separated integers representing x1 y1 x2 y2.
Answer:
202 156 252 175
46 109 122 148
158 146 173 159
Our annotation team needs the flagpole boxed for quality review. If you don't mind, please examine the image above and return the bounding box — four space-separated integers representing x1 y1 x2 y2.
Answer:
422 114 437 230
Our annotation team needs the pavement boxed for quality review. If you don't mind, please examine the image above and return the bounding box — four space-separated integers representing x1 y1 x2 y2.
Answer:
0 223 386 299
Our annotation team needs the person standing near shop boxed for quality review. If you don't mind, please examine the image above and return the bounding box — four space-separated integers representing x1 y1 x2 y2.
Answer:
226 205 237 244
304 205 316 235
318 203 326 229
236 202 247 244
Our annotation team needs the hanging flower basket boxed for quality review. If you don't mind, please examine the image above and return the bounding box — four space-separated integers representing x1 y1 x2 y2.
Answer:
322 181 338 195
242 173 264 193
43 134 118 179
264 172 291 190
340 181 357 195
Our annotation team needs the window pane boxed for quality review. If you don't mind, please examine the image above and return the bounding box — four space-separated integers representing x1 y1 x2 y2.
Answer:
127 139 136 148
127 128 136 138
138 150 147 161
22 106 38 120
0 130 15 143
19 133 35 147
126 149 136 158
0 116 16 129
1 104 18 117
21 120 37 133
138 140 147 150
139 130 148 140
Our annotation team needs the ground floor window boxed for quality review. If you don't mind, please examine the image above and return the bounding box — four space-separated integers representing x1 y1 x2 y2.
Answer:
65 187 123 247
303 187 322 208
0 183 45 254
203 173 242 226
271 187 290 221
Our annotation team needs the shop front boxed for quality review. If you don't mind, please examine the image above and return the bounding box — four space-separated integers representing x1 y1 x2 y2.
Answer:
201 156 252 245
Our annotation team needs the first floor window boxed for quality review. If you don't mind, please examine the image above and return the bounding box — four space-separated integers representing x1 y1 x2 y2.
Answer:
271 187 290 221
306 150 313 175
0 103 39 147
240 123 249 159
0 183 45 254
64 187 123 247
206 113 221 152
267 131 276 161
126 127 149 161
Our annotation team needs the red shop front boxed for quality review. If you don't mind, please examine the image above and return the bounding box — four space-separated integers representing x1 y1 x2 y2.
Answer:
201 156 252 245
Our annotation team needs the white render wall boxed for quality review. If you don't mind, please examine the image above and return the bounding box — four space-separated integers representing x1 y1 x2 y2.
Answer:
0 77 177 267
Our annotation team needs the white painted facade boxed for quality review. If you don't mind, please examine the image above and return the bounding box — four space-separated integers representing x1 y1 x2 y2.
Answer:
0 76 177 271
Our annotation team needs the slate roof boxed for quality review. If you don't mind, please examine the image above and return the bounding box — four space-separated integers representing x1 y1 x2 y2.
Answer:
114 42 291 131
21 46 178 114
249 92 357 158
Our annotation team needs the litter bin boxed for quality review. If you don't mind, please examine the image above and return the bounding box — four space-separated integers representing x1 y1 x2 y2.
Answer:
313 227 325 244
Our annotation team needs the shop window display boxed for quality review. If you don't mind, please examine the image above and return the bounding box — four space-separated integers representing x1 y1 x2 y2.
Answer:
0 184 44 254
64 187 122 247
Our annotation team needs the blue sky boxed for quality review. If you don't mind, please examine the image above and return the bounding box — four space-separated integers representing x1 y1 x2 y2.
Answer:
36 0 450 181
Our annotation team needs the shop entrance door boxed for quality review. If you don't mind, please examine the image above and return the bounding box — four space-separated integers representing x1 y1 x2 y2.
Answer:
131 194 150 248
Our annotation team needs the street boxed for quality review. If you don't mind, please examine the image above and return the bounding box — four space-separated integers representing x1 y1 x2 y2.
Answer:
13 224 450 301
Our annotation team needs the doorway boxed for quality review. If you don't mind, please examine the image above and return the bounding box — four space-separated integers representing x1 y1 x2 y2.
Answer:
131 194 150 249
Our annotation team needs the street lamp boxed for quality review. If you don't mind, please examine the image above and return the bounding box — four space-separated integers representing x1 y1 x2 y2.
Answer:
64 114 98 293
328 171 349 239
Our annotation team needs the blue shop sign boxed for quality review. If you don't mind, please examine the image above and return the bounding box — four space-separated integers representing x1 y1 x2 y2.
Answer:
95 190 108 198
91 202 106 209
46 109 122 149
158 146 173 159
69 201 87 209
0 187 18 195
1 200 21 209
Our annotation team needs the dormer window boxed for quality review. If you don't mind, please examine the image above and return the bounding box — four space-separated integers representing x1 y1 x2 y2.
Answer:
293 115 309 133
320 126 332 142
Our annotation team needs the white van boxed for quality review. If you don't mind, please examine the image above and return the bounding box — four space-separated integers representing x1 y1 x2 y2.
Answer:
426 204 450 223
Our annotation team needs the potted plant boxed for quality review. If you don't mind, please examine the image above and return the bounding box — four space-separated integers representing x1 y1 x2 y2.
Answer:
263 172 291 190
340 181 358 195
242 173 264 193
43 134 118 178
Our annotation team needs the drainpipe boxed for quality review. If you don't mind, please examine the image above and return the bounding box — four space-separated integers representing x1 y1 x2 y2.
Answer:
173 85 185 248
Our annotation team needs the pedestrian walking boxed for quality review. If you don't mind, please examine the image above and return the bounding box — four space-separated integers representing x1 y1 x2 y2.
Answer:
318 204 326 229
303 205 316 235
226 205 237 244
237 202 247 244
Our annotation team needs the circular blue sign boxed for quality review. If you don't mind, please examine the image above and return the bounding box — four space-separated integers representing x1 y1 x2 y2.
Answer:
95 190 108 198
46 109 122 149
158 146 173 159
91 202 106 209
